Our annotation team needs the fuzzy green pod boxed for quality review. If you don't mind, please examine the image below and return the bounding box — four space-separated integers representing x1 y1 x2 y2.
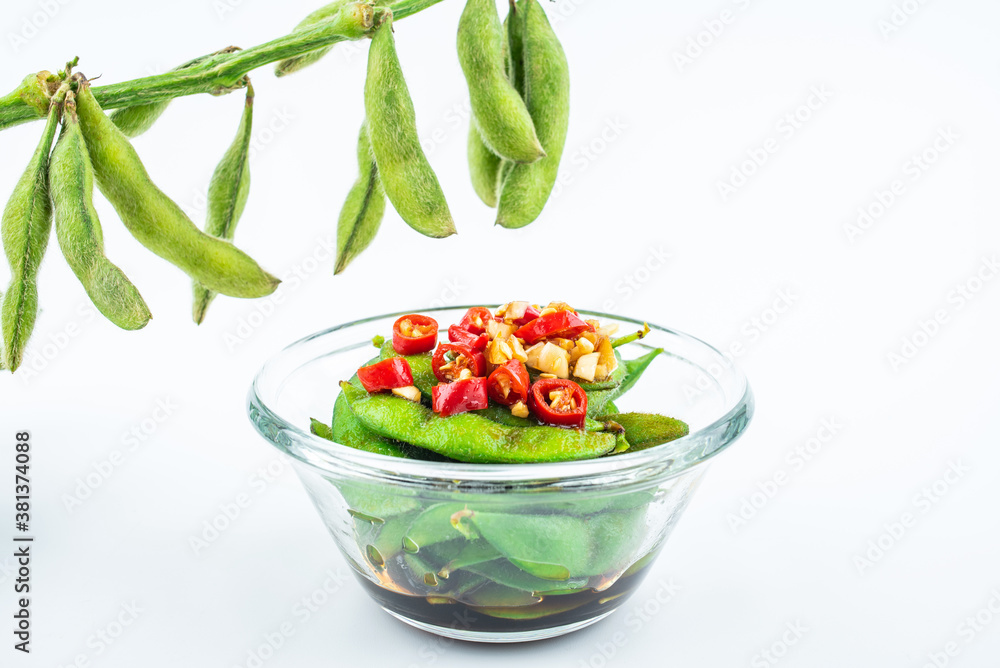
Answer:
467 124 503 207
192 83 255 324
0 88 65 371
496 0 570 229
458 0 543 164
275 1 375 77
73 79 279 299
341 381 620 463
335 122 387 274
365 19 456 239
596 412 689 452
49 93 152 331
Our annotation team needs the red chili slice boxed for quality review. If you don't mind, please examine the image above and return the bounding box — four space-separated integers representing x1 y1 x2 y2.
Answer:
432 343 487 383
514 310 594 345
499 304 540 326
392 314 438 355
487 360 531 407
357 358 414 393
458 307 493 334
432 377 489 417
448 324 488 351
529 378 588 429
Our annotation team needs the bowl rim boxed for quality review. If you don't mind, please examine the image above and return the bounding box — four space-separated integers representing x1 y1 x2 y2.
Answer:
247 305 754 486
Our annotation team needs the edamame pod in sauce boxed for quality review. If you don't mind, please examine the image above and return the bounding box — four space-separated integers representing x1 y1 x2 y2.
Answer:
496 0 570 229
335 122 386 274
1 87 65 371
342 381 621 463
73 79 279 299
458 0 543 164
193 82 255 324
49 92 152 331
365 19 456 239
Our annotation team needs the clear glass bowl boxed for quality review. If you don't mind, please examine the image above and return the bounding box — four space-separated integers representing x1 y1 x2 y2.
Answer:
247 307 753 643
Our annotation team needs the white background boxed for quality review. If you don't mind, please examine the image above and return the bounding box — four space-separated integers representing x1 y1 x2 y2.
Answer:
1 0 999 666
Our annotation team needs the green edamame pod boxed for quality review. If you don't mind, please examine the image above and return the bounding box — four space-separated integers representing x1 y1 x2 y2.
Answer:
587 348 662 416
275 1 374 77
109 55 210 138
333 384 412 458
0 88 65 371
458 0 543 164
309 417 334 440
193 83 255 324
109 100 172 140
467 125 503 207
49 93 152 331
341 381 621 463
504 0 525 96
365 19 456 239
596 412 689 452
378 339 436 398
73 80 280 299
335 122 386 275
496 0 570 229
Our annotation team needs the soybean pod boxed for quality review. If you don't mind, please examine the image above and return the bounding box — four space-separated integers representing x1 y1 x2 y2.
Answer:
49 92 152 331
275 1 375 77
108 52 222 138
342 381 621 463
335 122 387 275
496 0 570 229
193 82 255 324
365 18 456 239
73 79 279 299
0 86 65 371
458 0 543 164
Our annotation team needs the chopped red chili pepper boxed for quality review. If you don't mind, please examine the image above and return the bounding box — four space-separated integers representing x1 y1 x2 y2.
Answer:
432 377 489 417
448 324 488 350
529 378 588 429
487 359 531 407
357 358 414 393
458 307 493 334
499 303 540 326
514 310 594 345
432 343 487 383
392 314 438 355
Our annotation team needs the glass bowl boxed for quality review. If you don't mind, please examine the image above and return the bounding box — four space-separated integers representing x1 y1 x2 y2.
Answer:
247 307 753 643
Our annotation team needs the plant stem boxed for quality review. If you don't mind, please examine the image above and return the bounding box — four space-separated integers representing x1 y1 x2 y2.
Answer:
0 0 446 132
